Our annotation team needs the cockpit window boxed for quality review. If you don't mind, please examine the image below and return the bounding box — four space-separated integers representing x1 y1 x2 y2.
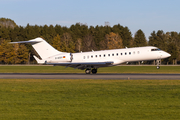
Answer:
151 48 161 51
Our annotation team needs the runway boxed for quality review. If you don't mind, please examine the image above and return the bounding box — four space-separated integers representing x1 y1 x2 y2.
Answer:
0 73 180 79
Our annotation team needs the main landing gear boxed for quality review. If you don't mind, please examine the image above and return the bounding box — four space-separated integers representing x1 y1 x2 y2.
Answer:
85 68 97 74
85 69 91 74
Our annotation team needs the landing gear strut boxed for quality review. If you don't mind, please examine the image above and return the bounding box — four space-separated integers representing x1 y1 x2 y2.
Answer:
156 59 160 69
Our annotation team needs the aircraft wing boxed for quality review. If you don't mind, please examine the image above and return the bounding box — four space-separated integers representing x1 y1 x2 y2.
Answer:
46 61 114 70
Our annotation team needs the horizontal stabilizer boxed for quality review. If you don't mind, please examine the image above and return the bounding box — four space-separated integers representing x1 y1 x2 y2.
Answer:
10 40 41 44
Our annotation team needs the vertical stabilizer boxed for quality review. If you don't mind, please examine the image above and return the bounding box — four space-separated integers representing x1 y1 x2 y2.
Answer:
29 37 62 59
10 37 62 59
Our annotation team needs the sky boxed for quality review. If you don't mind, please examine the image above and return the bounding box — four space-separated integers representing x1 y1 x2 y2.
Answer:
1 0 180 40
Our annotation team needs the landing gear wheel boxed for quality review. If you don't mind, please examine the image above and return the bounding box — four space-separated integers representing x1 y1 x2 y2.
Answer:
85 69 91 74
157 66 160 69
91 68 97 74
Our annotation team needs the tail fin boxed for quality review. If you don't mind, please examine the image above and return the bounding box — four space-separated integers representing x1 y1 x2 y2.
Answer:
11 37 62 59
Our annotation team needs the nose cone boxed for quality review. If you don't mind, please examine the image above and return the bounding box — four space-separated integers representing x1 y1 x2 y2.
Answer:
162 52 171 58
167 53 171 57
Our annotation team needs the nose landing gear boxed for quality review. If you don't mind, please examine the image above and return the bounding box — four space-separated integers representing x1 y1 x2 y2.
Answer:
156 66 160 69
156 59 161 69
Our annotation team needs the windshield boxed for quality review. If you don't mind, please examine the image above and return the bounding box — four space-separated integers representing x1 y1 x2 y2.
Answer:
151 48 161 51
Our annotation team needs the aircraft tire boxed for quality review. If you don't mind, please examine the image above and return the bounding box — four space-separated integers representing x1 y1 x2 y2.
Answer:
92 68 97 74
157 66 160 69
85 69 91 74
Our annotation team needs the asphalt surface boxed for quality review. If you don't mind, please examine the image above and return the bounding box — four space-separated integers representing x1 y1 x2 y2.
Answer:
0 73 180 79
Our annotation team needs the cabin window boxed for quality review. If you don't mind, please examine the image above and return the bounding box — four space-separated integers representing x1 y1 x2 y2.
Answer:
108 54 110 57
99 55 101 57
112 54 114 56
121 53 123 55
87 56 89 59
129 52 131 55
133 51 135 54
83 56 85 59
91 55 93 58
104 54 106 57
137 51 140 54
95 55 97 58
125 52 127 55
116 53 118 56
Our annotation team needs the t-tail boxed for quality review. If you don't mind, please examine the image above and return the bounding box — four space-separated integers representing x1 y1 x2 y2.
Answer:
10 37 62 62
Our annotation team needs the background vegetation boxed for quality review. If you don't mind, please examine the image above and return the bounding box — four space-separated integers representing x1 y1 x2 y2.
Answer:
0 18 179 64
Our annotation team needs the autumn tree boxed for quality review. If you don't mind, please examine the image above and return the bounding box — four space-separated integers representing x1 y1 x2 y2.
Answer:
13 43 29 64
52 34 61 51
0 39 29 64
102 32 123 49
0 39 14 64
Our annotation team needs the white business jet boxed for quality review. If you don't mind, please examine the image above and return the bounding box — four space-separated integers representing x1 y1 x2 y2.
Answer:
11 37 171 74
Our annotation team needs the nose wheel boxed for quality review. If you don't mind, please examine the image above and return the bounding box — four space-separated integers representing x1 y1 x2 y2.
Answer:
156 66 160 69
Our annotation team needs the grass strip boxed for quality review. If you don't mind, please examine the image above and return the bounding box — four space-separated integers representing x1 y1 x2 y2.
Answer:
0 65 180 73
0 79 180 120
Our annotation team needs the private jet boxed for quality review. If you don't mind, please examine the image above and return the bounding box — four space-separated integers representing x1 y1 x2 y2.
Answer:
11 37 171 74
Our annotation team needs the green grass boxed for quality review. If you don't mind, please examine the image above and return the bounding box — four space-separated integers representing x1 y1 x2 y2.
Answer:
0 79 180 120
0 65 180 73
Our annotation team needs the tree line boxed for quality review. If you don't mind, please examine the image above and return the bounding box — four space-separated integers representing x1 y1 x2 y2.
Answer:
0 18 179 64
